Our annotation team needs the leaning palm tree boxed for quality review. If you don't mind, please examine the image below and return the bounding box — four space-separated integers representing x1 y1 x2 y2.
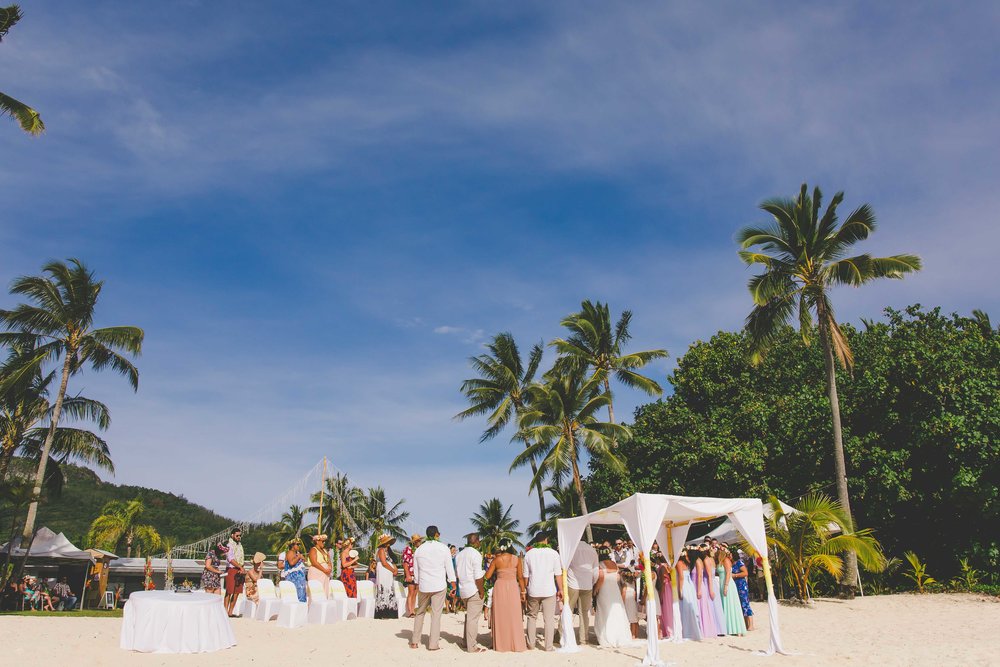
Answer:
551 300 667 428
513 368 630 541
0 6 44 135
527 484 580 541
359 486 410 555
456 332 548 520
87 498 161 558
0 259 143 542
749 494 886 602
737 184 920 593
270 505 308 552
470 498 522 554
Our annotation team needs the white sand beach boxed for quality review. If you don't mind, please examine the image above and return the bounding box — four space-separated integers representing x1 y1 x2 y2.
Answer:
2 593 997 666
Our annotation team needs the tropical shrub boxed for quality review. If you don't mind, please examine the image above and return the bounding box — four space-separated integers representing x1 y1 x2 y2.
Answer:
902 551 937 593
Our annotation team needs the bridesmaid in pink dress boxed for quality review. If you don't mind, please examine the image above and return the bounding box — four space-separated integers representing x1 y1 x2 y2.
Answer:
694 550 719 637
657 558 674 639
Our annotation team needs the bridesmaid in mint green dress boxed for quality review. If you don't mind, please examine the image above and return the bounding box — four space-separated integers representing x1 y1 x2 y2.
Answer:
721 546 747 635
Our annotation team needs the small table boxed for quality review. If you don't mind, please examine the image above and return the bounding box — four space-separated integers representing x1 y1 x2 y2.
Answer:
120 590 236 653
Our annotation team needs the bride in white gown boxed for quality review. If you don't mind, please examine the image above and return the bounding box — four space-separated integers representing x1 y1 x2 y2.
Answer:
594 558 636 647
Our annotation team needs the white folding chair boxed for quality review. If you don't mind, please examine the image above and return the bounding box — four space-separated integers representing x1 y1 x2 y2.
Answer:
276 580 307 628
394 580 406 619
254 579 282 621
329 579 358 620
306 579 344 625
355 580 376 619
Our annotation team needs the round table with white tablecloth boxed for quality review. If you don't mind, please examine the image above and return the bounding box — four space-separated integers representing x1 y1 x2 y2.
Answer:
120 590 236 653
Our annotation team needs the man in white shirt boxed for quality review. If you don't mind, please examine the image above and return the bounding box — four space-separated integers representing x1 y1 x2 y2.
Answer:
567 540 599 644
410 525 456 651
454 533 487 653
522 535 563 651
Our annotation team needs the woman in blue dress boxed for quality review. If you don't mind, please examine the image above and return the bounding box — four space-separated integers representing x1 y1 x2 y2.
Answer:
283 539 308 602
731 550 754 631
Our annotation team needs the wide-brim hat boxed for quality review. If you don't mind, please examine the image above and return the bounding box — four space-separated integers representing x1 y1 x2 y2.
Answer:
377 534 395 548
252 552 266 564
411 533 424 545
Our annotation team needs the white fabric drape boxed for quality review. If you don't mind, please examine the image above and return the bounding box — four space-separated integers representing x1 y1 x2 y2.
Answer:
120 591 236 654
557 493 790 664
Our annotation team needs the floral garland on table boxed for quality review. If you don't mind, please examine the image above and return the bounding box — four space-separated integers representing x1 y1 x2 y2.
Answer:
143 556 155 590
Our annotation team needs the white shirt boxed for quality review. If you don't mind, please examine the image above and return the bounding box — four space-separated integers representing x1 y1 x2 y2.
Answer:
455 545 485 600
412 540 456 593
523 546 561 598
567 541 599 590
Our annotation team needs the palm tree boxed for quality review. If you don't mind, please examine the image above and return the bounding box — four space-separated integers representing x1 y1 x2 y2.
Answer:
309 472 365 544
470 498 522 554
0 259 143 542
513 368 630 541
0 6 44 135
456 332 548 520
551 300 667 429
270 505 308 552
737 184 920 593
359 486 410 555
1 343 113 484
751 494 886 602
527 484 580 541
87 498 161 558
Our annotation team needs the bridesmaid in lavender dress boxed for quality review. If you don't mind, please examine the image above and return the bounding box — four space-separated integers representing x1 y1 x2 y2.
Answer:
694 549 719 637
657 558 674 639
705 546 726 636
676 550 702 641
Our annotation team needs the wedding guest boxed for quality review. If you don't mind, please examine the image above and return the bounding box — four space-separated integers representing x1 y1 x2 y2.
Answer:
621 568 640 639
410 525 456 651
694 545 719 637
308 534 333 597
283 538 308 602
612 538 627 565
704 544 726 636
719 545 746 636
676 549 702 641
200 543 227 594
567 539 599 645
403 533 423 617
339 536 359 597
245 552 265 603
333 539 343 578
656 552 673 639
224 528 246 617
523 535 562 651
455 533 487 652
51 577 77 611
447 544 459 613
374 534 399 619
732 549 754 630
485 538 527 652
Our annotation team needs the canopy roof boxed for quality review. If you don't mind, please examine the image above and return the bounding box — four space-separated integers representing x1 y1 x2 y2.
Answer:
0 527 95 564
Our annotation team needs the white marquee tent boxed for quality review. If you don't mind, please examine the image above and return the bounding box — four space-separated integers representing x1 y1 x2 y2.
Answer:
557 493 790 665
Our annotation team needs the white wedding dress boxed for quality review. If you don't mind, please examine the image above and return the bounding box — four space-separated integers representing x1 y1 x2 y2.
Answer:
594 566 635 647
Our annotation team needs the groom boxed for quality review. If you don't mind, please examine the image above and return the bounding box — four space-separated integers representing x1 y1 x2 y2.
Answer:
410 525 456 651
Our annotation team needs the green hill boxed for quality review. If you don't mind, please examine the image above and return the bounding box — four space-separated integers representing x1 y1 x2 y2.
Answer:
1 463 273 556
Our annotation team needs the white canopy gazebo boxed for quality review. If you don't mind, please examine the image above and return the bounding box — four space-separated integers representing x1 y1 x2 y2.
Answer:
556 493 789 665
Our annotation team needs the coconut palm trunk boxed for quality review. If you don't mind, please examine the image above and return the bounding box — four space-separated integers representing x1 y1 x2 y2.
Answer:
569 438 593 543
819 319 858 593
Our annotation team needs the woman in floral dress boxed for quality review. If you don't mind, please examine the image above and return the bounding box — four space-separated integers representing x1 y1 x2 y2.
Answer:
200 544 227 593
731 550 754 630
339 537 359 597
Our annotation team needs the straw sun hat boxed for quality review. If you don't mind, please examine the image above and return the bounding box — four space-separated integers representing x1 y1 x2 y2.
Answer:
377 533 395 548
252 552 266 564
411 533 425 545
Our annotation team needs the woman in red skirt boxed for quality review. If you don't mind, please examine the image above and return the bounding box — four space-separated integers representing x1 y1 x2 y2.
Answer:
339 536 360 597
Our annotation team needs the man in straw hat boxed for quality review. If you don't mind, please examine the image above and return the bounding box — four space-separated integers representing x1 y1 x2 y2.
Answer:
403 533 423 617
409 525 455 651
454 532 487 652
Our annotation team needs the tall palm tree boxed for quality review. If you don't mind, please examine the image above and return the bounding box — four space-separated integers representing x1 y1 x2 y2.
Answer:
270 504 308 552
513 368 630 541
0 6 44 135
752 494 886 602
470 498 522 554
551 300 668 429
360 486 410 555
1 343 113 483
87 498 161 558
0 259 143 542
456 332 548 520
737 184 920 593
527 484 580 541
309 472 365 544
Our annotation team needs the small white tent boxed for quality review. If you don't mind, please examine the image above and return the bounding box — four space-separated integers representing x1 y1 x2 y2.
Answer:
0 526 94 562
557 493 789 665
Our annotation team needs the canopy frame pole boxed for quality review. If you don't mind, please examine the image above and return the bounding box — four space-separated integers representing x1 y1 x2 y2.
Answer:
317 456 328 535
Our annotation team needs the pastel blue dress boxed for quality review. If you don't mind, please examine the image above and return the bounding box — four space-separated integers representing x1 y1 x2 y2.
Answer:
284 555 307 602
677 565 702 640
733 558 753 617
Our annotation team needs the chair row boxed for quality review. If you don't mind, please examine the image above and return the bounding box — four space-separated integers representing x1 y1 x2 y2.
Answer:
240 578 379 629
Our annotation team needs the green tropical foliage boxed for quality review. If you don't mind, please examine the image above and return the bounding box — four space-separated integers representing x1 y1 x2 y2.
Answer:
527 484 579 541
0 259 143 542
902 551 937 594
87 498 162 558
359 485 410 555
270 505 309 552
949 558 980 592
456 332 547 519
309 472 365 544
752 494 886 601
551 299 667 427
0 6 44 135
737 184 921 591
585 305 999 582
470 497 521 554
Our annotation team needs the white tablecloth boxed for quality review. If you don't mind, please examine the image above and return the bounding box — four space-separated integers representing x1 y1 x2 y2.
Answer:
120 591 236 653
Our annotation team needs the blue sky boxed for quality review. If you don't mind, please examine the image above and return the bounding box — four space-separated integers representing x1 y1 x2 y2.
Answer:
2 1 997 543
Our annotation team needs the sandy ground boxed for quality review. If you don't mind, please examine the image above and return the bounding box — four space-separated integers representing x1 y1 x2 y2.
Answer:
2 593 998 666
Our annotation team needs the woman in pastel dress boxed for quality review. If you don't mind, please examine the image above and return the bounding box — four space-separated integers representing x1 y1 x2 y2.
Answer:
705 546 726 636
657 557 674 639
720 546 747 635
307 534 333 597
593 550 634 647
621 568 640 639
675 549 702 641
283 539 308 602
693 549 719 637
374 534 400 619
484 539 527 652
